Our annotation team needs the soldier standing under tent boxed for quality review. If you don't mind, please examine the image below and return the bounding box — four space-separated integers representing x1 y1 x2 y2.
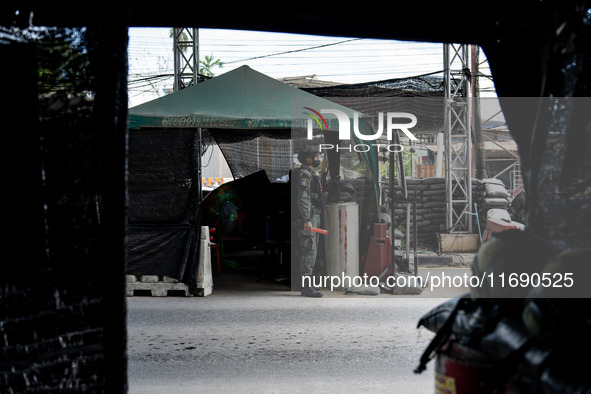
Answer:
292 146 325 298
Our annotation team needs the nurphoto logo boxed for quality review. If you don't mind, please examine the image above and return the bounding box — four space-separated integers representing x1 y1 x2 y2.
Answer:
303 107 418 153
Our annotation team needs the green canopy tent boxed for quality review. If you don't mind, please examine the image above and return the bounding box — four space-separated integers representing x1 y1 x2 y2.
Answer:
127 65 380 293
129 65 378 178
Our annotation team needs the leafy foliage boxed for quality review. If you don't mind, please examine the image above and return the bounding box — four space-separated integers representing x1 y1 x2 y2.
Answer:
200 54 223 77
35 28 92 93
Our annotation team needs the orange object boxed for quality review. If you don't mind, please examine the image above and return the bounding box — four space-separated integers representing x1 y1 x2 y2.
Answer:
311 227 328 235
363 223 394 278
210 242 222 276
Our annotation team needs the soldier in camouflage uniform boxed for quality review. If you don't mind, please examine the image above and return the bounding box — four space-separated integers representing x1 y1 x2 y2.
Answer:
292 146 325 298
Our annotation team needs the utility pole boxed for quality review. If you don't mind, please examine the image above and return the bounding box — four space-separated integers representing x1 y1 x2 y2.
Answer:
173 27 199 92
443 43 473 233
472 45 486 180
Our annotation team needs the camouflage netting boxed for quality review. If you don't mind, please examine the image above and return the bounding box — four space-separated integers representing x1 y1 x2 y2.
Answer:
303 73 446 138
303 72 445 98
203 128 293 182
526 98 591 252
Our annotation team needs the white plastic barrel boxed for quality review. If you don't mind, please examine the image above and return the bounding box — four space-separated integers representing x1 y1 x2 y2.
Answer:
324 202 359 289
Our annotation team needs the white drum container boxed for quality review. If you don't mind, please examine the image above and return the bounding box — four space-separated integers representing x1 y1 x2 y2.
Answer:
324 202 359 289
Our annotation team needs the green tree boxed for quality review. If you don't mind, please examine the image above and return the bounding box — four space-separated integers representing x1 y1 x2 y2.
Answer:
34 28 91 93
200 54 223 77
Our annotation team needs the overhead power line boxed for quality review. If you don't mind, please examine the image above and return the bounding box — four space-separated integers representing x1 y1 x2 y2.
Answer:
224 37 363 64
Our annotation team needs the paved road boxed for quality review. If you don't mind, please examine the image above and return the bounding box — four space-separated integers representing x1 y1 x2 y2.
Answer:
127 265 470 394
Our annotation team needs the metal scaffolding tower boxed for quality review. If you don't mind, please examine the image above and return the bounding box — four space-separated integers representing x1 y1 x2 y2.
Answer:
173 28 199 92
443 43 473 233
173 27 202 215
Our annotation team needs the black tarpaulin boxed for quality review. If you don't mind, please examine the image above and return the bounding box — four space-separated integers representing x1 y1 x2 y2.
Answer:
126 128 202 292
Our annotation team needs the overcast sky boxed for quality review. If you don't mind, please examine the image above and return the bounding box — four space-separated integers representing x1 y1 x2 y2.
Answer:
127 27 495 107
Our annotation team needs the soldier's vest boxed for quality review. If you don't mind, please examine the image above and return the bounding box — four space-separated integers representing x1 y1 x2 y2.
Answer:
291 166 325 218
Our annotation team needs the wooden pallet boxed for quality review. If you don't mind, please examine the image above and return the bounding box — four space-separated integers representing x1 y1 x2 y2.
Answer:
126 275 192 297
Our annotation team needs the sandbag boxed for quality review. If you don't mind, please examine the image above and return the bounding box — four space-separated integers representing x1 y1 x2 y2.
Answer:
483 197 509 207
487 208 511 222
484 182 509 198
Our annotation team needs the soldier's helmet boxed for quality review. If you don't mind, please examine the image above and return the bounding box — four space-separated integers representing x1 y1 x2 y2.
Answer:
297 146 319 164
